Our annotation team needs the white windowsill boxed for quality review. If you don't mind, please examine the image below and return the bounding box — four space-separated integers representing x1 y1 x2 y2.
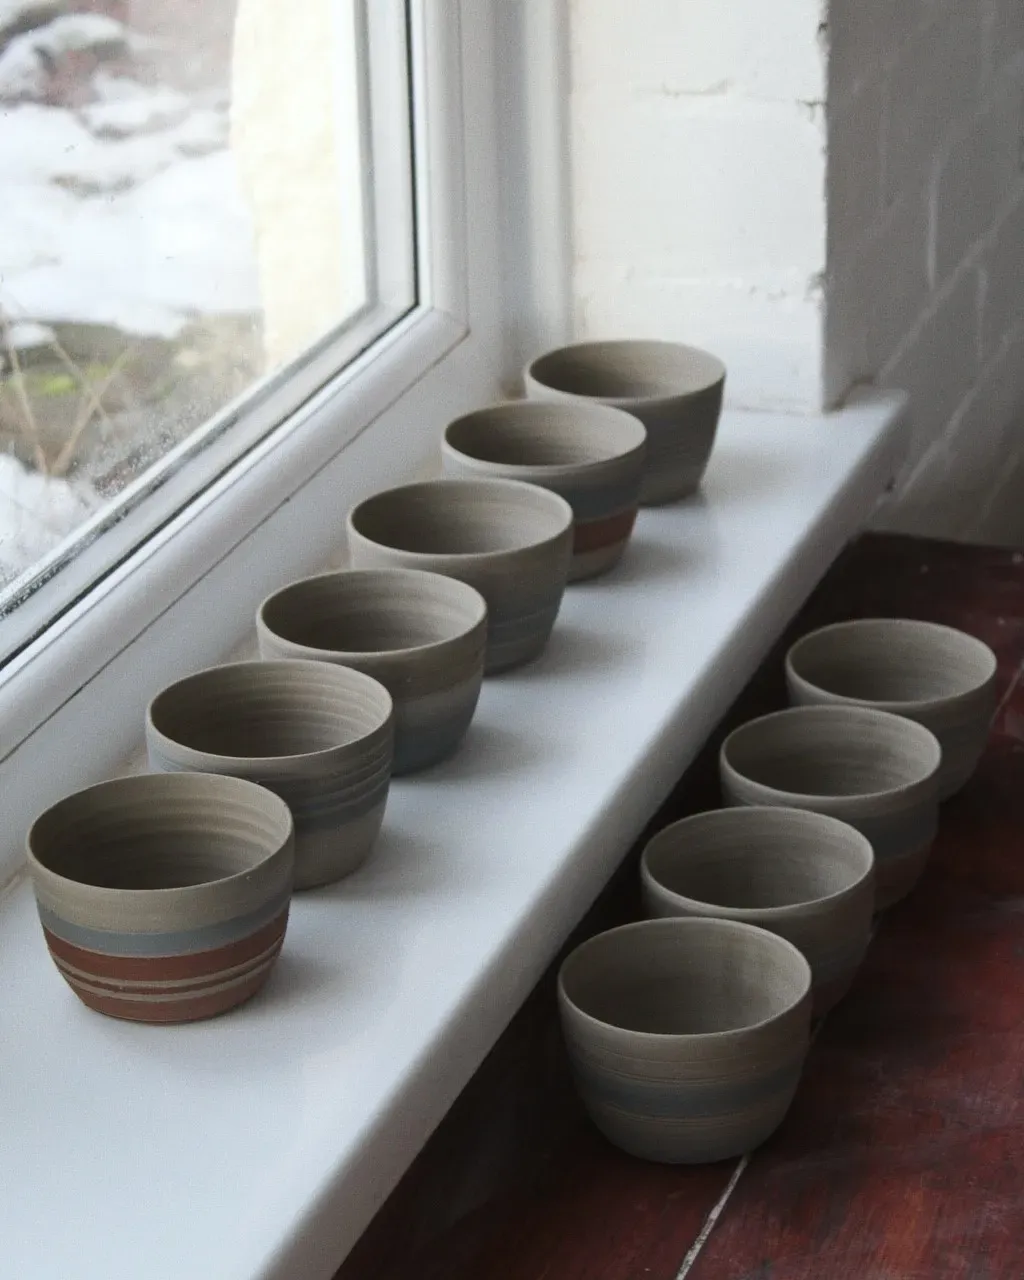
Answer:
0 390 907 1280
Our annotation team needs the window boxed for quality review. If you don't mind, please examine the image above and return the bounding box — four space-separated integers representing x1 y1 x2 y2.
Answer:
0 1 561 889
0 0 415 661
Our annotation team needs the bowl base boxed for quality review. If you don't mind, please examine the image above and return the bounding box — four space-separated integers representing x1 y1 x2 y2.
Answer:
875 840 933 908
293 803 387 889
58 944 283 1023
639 473 703 506
568 540 630 582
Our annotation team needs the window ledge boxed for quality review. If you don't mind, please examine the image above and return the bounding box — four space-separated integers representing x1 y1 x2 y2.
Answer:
0 389 908 1280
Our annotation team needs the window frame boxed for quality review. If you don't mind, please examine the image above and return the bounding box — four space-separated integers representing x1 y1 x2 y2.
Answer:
0 0 571 889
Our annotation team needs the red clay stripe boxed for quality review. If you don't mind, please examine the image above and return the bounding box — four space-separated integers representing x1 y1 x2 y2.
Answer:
69 966 275 1023
573 509 637 554
42 910 289 982
54 936 284 995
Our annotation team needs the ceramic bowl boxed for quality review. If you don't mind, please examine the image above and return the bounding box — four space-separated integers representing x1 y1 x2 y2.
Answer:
720 706 942 909
558 917 812 1164
257 568 486 775
347 478 574 674
785 618 997 800
640 807 875 1014
524 339 725 506
441 400 647 581
146 660 394 890
258 576 486 773
26 772 294 1023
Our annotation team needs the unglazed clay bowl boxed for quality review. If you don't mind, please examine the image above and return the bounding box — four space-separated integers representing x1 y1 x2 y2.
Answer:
720 706 942 909
26 772 294 1023
147 660 394 890
524 339 725 505
347 478 574 674
640 807 875 1014
785 618 997 800
257 569 486 775
441 401 647 581
558 918 812 1164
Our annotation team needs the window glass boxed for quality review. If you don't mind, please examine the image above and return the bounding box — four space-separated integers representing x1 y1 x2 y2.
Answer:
0 0 415 639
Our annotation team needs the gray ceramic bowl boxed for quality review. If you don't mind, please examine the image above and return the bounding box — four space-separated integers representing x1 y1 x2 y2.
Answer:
347 478 574 674
558 917 812 1164
785 618 997 800
524 339 725 505
441 400 647 581
257 568 486 775
26 772 294 1023
641 807 875 1014
720 706 942 909
146 660 394 890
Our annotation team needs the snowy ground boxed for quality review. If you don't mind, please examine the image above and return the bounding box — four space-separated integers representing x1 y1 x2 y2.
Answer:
0 1 262 596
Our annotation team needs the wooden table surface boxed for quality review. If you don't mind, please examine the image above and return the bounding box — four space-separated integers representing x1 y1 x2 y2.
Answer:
336 534 1024 1280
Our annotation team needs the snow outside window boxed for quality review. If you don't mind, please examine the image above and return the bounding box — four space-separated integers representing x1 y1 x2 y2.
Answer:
0 0 415 661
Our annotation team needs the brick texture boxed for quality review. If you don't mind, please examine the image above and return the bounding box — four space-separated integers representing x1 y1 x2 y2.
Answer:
827 0 1024 542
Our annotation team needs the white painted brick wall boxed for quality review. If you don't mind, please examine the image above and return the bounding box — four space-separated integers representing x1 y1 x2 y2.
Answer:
568 0 829 412
827 0 1024 541
569 0 1024 543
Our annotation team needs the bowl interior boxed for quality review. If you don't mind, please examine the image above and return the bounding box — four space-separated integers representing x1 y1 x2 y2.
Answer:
644 811 872 910
562 921 807 1036
350 480 570 556
29 777 288 890
723 710 938 798
261 571 484 655
444 402 645 469
789 619 996 705
149 663 390 760
529 340 724 402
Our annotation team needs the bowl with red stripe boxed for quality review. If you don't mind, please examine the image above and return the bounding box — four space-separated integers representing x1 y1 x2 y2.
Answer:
442 401 647 582
26 772 294 1024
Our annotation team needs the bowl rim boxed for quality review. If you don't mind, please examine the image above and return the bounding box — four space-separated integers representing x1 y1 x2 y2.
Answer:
557 916 812 1042
640 806 875 917
347 477 574 562
442 399 648 479
785 617 998 712
525 338 727 407
26 771 294 897
146 659 394 770
719 705 943 805
257 567 488 663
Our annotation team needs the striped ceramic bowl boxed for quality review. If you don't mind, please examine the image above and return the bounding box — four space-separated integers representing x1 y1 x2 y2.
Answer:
442 401 647 581
785 618 997 799
558 918 812 1164
147 660 394 889
720 706 942 909
641 807 876 1015
347 478 574 674
258 569 487 775
524 339 725 506
26 772 294 1024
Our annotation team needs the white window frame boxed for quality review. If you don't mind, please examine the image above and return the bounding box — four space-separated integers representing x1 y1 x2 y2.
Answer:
0 0 571 890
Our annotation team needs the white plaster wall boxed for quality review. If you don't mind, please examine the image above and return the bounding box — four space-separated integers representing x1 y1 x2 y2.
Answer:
825 0 1024 542
568 0 830 413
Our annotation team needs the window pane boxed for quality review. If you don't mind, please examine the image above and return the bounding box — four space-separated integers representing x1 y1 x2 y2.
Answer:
0 0 415 639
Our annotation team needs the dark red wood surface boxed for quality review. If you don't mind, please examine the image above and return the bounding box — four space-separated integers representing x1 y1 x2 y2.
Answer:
336 534 1024 1280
